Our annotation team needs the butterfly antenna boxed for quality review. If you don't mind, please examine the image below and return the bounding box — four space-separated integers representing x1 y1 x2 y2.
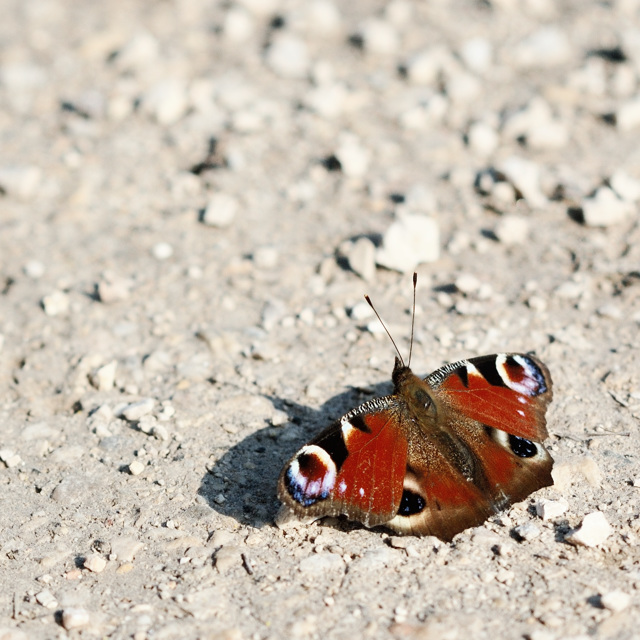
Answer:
408 272 417 368
364 294 405 366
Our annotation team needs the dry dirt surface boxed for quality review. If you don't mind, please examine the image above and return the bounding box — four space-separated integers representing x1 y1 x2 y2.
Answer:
1 1 640 639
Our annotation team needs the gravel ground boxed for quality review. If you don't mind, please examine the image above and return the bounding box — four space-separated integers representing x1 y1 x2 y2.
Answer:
1 1 640 639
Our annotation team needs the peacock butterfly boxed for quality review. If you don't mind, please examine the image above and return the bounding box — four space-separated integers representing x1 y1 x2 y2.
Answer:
277 275 554 541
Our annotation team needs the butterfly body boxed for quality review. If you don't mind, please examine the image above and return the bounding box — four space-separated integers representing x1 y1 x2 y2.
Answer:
278 353 553 541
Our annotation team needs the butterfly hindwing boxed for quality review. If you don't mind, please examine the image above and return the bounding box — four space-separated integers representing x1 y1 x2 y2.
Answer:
278 399 409 527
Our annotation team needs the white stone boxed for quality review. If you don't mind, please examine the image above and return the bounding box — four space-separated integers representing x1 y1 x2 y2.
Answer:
0 166 41 200
600 590 631 612
513 27 571 68
253 246 279 269
97 272 132 303
581 187 635 227
468 121 499 156
120 398 155 421
494 215 529 245
514 522 541 541
335 134 370 178
152 242 173 260
42 290 69 316
376 215 440 272
610 170 640 202
90 360 117 391
223 6 254 42
358 18 399 55
347 237 376 281
535 498 568 520
565 511 612 547
498 156 547 208
115 32 160 70
447 73 481 104
617 97 640 131
23 260 45 279
404 47 449 85
35 589 58 609
0 449 22 468
265 34 310 79
202 193 238 227
455 273 481 294
128 460 145 476
305 1 342 35
84 554 107 573
143 79 189 125
350 300 374 321
460 37 493 73
61 608 90 630
305 83 347 118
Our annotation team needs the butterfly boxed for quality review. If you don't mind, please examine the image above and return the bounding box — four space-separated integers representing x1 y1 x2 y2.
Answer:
277 275 554 541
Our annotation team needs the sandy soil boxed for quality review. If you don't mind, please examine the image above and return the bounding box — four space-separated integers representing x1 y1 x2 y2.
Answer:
1 1 640 639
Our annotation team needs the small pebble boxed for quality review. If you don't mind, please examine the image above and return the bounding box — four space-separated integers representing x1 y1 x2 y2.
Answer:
514 522 541 541
347 237 377 281
42 290 70 316
201 193 238 228
120 398 155 421
609 170 640 202
223 6 254 42
536 498 568 521
152 242 173 260
494 215 529 245
357 18 399 55
89 360 118 391
498 156 547 208
61 608 90 630
84 554 107 573
580 187 635 227
142 79 188 125
0 449 22 468
128 460 145 476
334 134 370 178
23 260 45 279
115 32 160 71
512 26 571 68
565 511 612 547
35 589 58 609
599 590 631 612
467 121 499 156
0 165 41 200
265 34 310 79
376 214 440 272
455 273 481 294
252 246 279 269
350 300 374 321
96 272 132 303
460 37 492 73
616 96 640 132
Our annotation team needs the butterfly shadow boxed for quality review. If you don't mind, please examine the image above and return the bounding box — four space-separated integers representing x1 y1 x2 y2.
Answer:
197 379 393 530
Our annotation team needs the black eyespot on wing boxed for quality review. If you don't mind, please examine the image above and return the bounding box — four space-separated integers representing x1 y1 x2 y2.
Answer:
508 434 538 458
475 357 507 388
284 464 318 507
397 490 426 516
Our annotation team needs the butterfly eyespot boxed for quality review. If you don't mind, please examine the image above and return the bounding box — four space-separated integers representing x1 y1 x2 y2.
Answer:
284 445 337 507
397 490 426 516
508 434 538 458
